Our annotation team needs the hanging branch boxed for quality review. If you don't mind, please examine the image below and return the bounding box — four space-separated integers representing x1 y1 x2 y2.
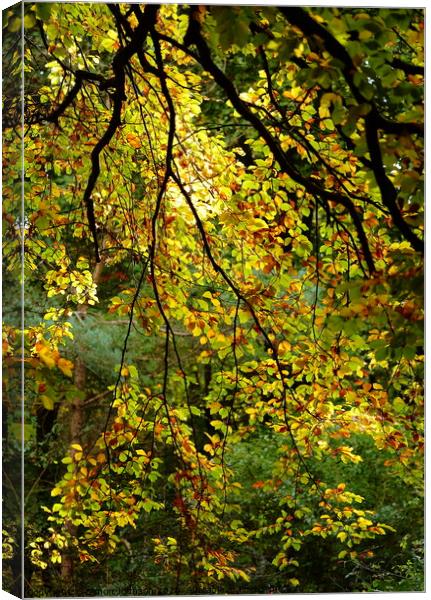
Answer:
390 57 424 76
278 7 423 137
37 18 109 125
148 26 207 497
162 17 376 275
279 7 424 255
171 170 326 496
81 4 158 262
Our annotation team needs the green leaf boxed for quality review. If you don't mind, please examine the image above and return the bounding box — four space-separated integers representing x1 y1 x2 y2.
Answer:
35 3 52 21
8 17 21 32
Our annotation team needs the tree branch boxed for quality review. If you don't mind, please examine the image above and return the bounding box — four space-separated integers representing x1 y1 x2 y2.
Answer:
82 3 159 262
279 7 424 255
278 7 423 137
171 14 376 273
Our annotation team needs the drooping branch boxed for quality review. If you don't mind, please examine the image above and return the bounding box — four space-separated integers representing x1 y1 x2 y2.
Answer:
37 18 108 126
278 7 423 137
138 25 206 493
364 111 424 253
278 7 424 255
100 256 149 495
171 170 325 494
81 4 158 262
43 73 107 126
36 5 160 263
390 57 424 76
165 14 376 274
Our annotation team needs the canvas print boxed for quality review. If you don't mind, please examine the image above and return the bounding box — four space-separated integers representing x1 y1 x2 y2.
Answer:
2 2 424 597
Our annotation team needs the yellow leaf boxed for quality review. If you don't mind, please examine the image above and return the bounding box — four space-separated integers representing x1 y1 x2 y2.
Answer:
41 395 54 410
38 346 56 369
357 517 373 528
57 357 74 377
337 531 347 542
50 549 62 564
278 340 291 354
51 487 62 497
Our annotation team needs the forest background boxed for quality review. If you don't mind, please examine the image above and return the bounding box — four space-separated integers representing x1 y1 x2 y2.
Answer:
1 1 425 597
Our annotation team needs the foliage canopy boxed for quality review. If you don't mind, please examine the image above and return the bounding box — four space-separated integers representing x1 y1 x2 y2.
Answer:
2 2 424 595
